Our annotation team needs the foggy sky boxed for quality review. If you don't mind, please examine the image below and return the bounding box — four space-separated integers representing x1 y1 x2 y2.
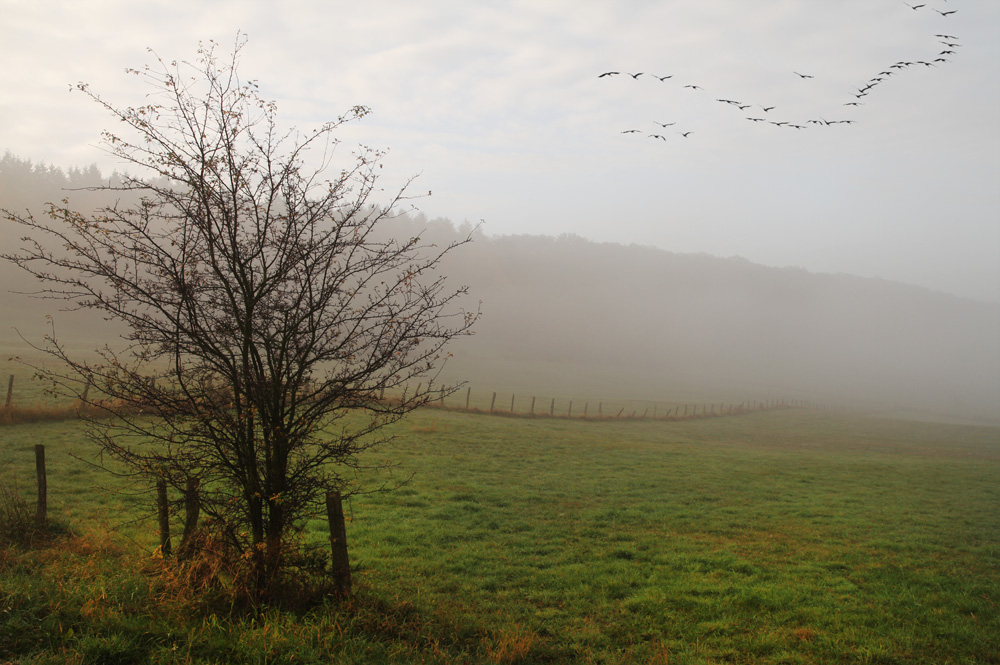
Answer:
2 0 998 302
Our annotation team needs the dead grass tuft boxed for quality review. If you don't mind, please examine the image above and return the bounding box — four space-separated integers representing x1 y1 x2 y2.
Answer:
793 627 817 642
487 625 543 664
0 483 39 546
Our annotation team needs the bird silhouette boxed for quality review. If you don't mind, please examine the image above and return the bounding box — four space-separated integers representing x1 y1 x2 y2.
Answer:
935 9 957 16
595 18 954 149
904 2 926 9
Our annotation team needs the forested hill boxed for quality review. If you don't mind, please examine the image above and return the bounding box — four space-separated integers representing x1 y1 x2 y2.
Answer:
391 217 1000 422
3 153 998 421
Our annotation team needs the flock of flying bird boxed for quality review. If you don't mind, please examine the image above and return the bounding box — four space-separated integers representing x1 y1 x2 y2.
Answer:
601 2 962 141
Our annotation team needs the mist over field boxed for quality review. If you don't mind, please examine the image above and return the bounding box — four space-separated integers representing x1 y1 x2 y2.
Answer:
2 153 998 423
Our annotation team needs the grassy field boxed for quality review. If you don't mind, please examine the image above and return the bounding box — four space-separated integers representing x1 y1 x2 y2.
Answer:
1 407 998 664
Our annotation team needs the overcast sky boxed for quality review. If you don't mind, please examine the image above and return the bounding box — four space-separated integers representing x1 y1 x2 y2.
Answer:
3 0 998 302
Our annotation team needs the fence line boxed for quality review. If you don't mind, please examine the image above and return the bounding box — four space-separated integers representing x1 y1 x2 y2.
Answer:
424 387 835 422
2 370 860 428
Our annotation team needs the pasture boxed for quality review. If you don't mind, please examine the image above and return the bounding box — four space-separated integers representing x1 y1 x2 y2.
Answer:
1 406 998 664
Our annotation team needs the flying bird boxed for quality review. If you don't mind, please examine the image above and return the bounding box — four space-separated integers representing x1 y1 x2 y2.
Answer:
649 134 667 140
628 72 644 79
794 72 814 79
935 9 957 16
621 129 641 134
653 121 676 127
760 106 775 112
598 71 620 78
903 2 926 9
747 117 766 122
652 74 673 81
678 131 693 137
684 85 703 90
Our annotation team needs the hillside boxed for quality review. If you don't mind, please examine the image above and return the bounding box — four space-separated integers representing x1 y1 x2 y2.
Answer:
3 153 998 421
391 217 1000 421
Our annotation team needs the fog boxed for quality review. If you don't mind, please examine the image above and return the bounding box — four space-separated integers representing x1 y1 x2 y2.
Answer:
403 216 1000 422
3 154 997 423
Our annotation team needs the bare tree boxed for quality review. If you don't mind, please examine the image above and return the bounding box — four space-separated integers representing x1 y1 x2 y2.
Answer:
2 36 477 598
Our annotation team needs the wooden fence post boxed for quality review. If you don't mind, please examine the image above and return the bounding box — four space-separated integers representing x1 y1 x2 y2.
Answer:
510 393 515 413
584 402 588 417
530 396 535 415
34 445 46 530
568 400 573 417
490 392 496 413
326 490 352 596
466 387 471 410
6 374 14 410
178 478 200 557
156 479 171 556
550 398 555 416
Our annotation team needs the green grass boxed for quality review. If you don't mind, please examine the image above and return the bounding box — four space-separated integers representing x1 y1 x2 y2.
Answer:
1 408 998 663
